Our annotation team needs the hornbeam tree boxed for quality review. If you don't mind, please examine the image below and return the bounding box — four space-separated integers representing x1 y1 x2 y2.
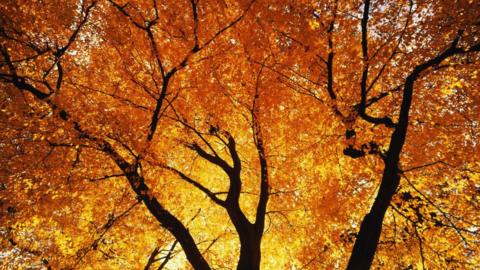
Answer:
1 0 480 269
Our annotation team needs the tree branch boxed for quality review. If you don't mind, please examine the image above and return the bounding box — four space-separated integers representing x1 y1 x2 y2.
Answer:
161 164 226 207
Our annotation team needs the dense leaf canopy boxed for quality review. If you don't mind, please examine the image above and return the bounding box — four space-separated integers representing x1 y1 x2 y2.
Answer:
1 0 479 269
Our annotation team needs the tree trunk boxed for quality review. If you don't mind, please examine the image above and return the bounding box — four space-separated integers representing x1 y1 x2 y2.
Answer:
236 228 262 270
346 160 400 270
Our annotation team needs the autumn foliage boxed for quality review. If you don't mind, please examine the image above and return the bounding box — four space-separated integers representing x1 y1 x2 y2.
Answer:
1 0 480 269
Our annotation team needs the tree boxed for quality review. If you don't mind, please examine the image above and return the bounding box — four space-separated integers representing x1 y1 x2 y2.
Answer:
1 0 480 269
253 0 480 268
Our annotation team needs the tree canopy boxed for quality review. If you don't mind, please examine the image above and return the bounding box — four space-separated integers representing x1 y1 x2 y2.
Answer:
1 0 480 269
